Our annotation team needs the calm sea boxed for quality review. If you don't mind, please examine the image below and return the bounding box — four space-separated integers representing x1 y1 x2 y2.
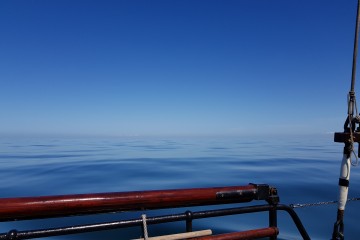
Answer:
0 134 359 240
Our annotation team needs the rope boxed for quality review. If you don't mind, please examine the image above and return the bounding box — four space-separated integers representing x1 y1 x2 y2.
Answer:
351 148 359 166
346 93 359 166
290 197 360 209
142 214 149 240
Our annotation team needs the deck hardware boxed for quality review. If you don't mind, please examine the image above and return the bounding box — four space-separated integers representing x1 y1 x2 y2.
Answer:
0 184 310 240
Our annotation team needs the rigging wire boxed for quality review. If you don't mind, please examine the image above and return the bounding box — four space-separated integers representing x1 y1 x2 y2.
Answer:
346 0 360 166
290 197 360 209
350 0 360 94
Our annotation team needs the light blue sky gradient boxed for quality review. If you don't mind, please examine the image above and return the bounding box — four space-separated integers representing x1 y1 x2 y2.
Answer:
0 0 358 137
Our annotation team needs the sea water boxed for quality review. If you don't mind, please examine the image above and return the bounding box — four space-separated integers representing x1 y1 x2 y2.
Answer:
0 134 359 240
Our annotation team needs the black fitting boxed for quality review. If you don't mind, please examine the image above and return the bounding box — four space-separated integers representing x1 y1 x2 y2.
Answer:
248 184 280 205
339 178 350 187
250 183 270 200
267 194 280 205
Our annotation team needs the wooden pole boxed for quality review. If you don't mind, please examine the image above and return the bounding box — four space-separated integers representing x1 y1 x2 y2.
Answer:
133 229 212 240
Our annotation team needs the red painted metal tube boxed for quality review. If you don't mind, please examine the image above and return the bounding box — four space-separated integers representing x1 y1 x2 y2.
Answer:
0 185 259 221
193 227 279 240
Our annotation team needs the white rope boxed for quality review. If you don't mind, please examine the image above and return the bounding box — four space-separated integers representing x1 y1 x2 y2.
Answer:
141 214 149 240
347 93 359 167
351 148 359 166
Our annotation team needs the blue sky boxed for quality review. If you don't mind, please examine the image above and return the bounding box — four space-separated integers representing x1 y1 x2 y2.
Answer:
0 0 358 137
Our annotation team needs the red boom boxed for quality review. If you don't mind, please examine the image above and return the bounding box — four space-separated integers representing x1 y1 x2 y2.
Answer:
0 184 260 221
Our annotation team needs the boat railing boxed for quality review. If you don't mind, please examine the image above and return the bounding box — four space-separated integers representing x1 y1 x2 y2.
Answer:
0 183 310 240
